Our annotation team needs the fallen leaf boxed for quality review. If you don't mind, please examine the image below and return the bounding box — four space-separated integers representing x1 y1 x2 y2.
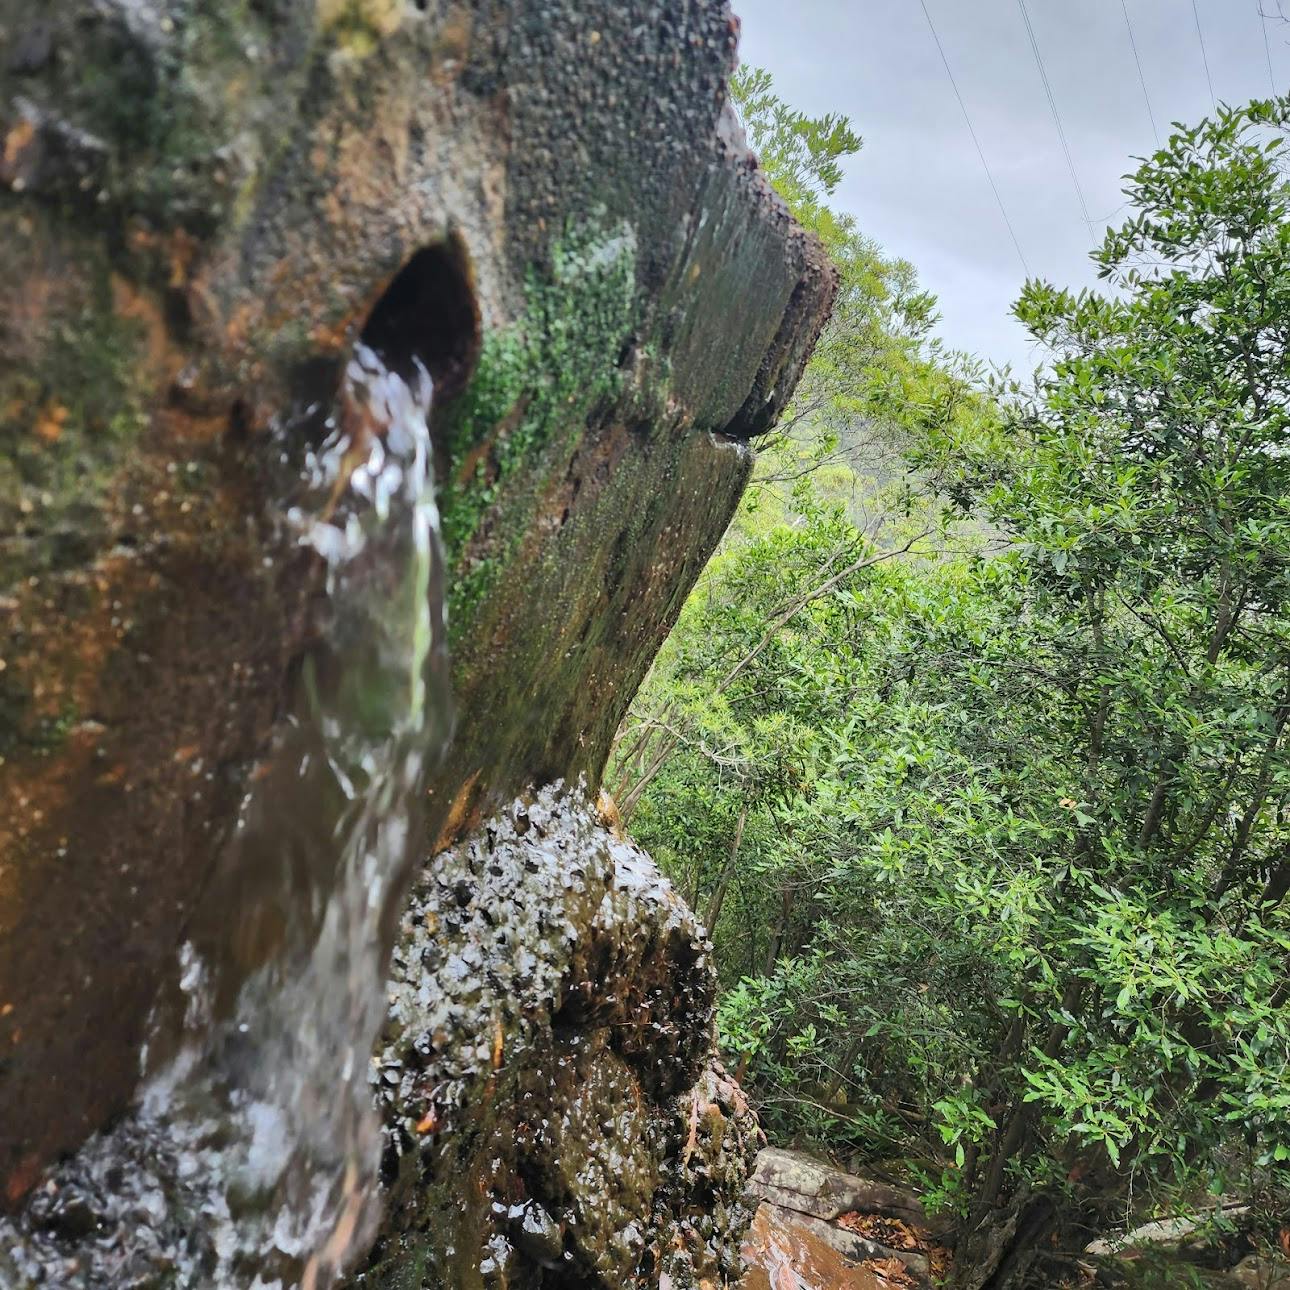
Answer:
868 1255 917 1288
33 401 68 443
836 1211 922 1252
681 1088 701 1168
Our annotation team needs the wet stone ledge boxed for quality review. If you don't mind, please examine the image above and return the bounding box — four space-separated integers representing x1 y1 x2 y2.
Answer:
358 784 761 1289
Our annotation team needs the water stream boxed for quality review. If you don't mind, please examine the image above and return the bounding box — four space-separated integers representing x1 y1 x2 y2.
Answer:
0 344 451 1288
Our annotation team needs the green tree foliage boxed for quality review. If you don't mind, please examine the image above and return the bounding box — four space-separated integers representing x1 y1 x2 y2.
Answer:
732 64 862 206
613 90 1290 1284
731 68 963 498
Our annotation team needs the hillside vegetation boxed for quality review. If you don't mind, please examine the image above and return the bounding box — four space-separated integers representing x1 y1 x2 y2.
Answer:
611 76 1290 1287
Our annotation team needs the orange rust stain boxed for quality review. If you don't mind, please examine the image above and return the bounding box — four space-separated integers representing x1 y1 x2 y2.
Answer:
490 1016 504 1071
157 404 232 447
167 229 199 289
110 273 175 381
1 118 35 178
185 275 220 335
125 221 160 256
596 788 623 836
4 1153 41 1207
3 117 35 163
309 313 359 353
223 300 257 348
123 225 198 292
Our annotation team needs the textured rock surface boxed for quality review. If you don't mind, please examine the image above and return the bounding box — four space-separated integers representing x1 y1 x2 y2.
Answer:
739 1204 893 1290
358 786 763 1287
0 0 833 1280
741 1151 949 1290
748 1149 936 1231
0 0 833 1212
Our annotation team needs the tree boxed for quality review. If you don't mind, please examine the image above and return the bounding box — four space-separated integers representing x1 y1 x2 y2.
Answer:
732 65 862 207
731 67 954 498
928 95 1290 1284
616 92 1290 1287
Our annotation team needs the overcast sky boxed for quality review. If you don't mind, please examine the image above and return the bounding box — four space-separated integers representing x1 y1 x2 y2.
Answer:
735 0 1286 375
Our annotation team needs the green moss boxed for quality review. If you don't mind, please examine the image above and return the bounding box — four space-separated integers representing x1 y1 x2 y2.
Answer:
0 266 150 587
437 222 640 638
47 0 274 230
0 672 79 758
322 2 389 59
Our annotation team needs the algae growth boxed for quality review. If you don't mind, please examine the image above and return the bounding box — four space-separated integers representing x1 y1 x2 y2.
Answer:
437 222 642 636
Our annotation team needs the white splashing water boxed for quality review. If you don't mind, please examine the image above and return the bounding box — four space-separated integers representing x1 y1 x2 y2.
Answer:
1 345 450 1289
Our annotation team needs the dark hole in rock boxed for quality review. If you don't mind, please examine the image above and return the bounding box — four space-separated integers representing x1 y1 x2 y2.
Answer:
359 239 480 401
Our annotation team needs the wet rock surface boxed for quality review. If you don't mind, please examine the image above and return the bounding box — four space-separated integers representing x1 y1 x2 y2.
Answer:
740 1204 894 1290
741 1151 948 1290
0 345 454 1288
357 785 761 1288
0 0 833 1208
0 0 833 1281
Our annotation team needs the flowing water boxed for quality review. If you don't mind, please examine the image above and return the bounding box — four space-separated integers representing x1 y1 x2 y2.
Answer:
0 345 451 1288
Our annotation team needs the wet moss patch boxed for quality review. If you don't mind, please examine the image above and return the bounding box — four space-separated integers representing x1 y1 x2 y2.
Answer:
0 261 150 589
437 221 638 637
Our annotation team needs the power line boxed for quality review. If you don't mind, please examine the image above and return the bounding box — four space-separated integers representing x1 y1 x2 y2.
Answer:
1121 0 1160 147
1259 3 1278 96
1016 0 1094 238
1192 0 1216 111
917 0 1031 278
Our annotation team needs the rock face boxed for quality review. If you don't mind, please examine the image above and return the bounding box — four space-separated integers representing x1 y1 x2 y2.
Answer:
0 0 833 1282
361 787 764 1287
740 1205 893 1290
741 1150 949 1290
747 1150 938 1231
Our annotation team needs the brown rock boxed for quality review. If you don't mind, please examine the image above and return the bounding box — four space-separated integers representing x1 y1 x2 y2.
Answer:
740 1203 915 1290
0 0 833 1210
749 1148 936 1230
1233 1254 1290 1289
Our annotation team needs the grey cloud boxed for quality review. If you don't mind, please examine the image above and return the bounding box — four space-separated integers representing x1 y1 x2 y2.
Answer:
735 0 1285 372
